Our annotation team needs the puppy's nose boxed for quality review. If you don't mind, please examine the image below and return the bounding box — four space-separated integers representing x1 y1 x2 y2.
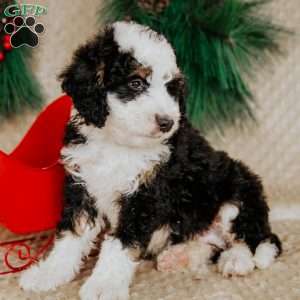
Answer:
155 114 174 133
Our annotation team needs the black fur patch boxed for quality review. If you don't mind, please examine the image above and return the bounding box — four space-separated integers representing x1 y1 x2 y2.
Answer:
105 53 150 102
59 27 117 127
166 75 187 115
64 119 87 146
57 175 98 234
109 74 150 102
115 120 281 258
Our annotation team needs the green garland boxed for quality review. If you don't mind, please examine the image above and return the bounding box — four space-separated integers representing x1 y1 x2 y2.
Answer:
99 0 286 131
0 0 43 118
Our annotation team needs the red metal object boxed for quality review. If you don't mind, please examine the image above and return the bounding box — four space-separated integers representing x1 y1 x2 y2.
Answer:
0 94 72 234
0 234 55 275
0 95 72 274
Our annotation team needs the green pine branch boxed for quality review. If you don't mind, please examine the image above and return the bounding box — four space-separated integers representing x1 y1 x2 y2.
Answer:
0 48 44 117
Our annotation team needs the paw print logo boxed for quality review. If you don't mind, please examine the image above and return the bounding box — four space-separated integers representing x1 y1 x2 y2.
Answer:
4 16 44 48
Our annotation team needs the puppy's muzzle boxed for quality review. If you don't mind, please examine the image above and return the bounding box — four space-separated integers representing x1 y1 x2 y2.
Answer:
155 114 174 133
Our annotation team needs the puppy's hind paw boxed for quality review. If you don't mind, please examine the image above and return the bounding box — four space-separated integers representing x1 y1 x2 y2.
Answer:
254 241 279 269
218 243 255 277
156 244 189 272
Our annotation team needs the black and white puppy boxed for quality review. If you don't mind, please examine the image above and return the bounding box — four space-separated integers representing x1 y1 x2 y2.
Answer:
20 21 281 300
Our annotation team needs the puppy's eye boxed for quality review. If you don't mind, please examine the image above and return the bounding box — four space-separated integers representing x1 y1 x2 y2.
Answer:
128 79 144 91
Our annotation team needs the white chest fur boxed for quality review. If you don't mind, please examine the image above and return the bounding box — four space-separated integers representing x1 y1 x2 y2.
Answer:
62 129 170 229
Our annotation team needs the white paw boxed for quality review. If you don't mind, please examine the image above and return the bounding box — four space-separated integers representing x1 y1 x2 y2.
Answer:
218 244 255 277
254 242 278 269
19 264 57 292
79 278 129 300
19 258 75 292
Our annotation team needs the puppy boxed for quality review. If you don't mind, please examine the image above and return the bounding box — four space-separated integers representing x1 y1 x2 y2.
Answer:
20 21 281 300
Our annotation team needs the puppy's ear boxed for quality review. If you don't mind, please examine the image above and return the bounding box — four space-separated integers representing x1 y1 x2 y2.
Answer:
59 27 117 127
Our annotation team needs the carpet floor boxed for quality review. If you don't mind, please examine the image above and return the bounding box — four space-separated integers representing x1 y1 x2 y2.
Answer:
0 220 299 300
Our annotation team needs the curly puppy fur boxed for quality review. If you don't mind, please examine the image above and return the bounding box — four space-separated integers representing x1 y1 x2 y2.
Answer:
19 22 281 300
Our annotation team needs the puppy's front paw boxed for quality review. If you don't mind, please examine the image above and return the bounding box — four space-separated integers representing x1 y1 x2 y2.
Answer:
19 264 57 292
218 244 255 277
79 278 129 300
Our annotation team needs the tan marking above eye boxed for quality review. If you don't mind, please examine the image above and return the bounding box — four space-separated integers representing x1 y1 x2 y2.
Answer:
131 66 152 79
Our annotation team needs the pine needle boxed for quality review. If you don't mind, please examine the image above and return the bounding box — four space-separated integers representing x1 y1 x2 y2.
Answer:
0 48 44 118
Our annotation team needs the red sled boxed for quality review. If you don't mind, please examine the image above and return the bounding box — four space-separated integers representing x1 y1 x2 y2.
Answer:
0 95 72 235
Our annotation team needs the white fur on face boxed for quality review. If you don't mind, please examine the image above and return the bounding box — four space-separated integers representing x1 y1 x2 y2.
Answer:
79 237 138 300
113 22 179 79
106 86 181 148
105 21 181 148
